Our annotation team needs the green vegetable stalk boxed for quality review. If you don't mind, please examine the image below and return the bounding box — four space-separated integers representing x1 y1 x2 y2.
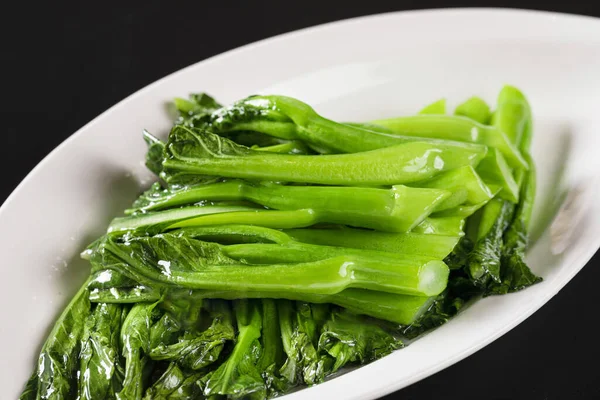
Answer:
467 85 540 291
108 204 257 235
413 215 466 236
161 126 487 186
132 223 459 260
126 180 451 232
94 233 449 297
89 284 435 326
475 148 519 203
282 226 460 259
371 114 527 169
188 95 488 155
410 165 494 211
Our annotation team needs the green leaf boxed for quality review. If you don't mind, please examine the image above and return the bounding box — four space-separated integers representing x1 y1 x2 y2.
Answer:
203 300 266 399
279 301 333 386
77 303 125 400
149 303 235 370
174 92 223 128
117 302 158 400
142 362 204 400
399 285 469 340
318 310 402 372
149 313 181 351
143 130 166 176
485 219 542 296
443 237 474 270
28 281 91 400
467 200 514 285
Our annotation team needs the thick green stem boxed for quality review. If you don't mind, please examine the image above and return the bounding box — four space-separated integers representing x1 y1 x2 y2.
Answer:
370 114 527 170
517 155 536 230
93 287 433 326
257 299 284 371
128 181 450 233
491 85 530 148
104 238 449 297
244 96 488 155
411 166 494 211
169 209 319 230
222 242 438 265
412 216 465 236
162 127 487 186
283 227 460 259
175 224 460 260
108 205 257 235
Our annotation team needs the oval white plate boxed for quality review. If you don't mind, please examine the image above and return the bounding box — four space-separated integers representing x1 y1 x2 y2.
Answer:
4 8 600 399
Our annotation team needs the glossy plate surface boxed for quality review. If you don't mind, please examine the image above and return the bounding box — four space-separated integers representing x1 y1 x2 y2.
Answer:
4 8 600 399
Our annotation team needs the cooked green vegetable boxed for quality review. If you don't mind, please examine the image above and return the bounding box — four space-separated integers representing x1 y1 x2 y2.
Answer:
475 148 519 203
186 95 488 155
487 165 541 295
371 114 527 169
203 300 266 399
31 281 91 400
467 85 541 291
22 86 541 400
89 283 435 326
142 363 203 399
77 303 124 399
127 180 451 232
487 86 541 294
148 304 235 370
410 166 494 211
92 232 449 296
467 199 514 285
454 96 491 124
108 204 257 235
319 309 402 372
117 302 157 400
283 226 460 258
161 125 487 186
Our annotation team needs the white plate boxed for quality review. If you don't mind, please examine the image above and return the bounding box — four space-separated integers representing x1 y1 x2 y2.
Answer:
4 8 600 399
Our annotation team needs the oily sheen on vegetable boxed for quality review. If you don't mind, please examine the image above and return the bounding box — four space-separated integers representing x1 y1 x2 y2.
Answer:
21 86 541 400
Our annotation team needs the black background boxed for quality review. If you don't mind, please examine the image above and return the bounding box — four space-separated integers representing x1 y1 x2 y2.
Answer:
2 2 600 399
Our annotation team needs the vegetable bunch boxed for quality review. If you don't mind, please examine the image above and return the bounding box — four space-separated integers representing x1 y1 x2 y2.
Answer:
21 86 541 399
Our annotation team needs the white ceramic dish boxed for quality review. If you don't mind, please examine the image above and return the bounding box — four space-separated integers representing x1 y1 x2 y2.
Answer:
4 8 600 399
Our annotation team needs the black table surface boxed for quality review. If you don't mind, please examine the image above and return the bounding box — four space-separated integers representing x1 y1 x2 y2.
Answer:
2 2 600 399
